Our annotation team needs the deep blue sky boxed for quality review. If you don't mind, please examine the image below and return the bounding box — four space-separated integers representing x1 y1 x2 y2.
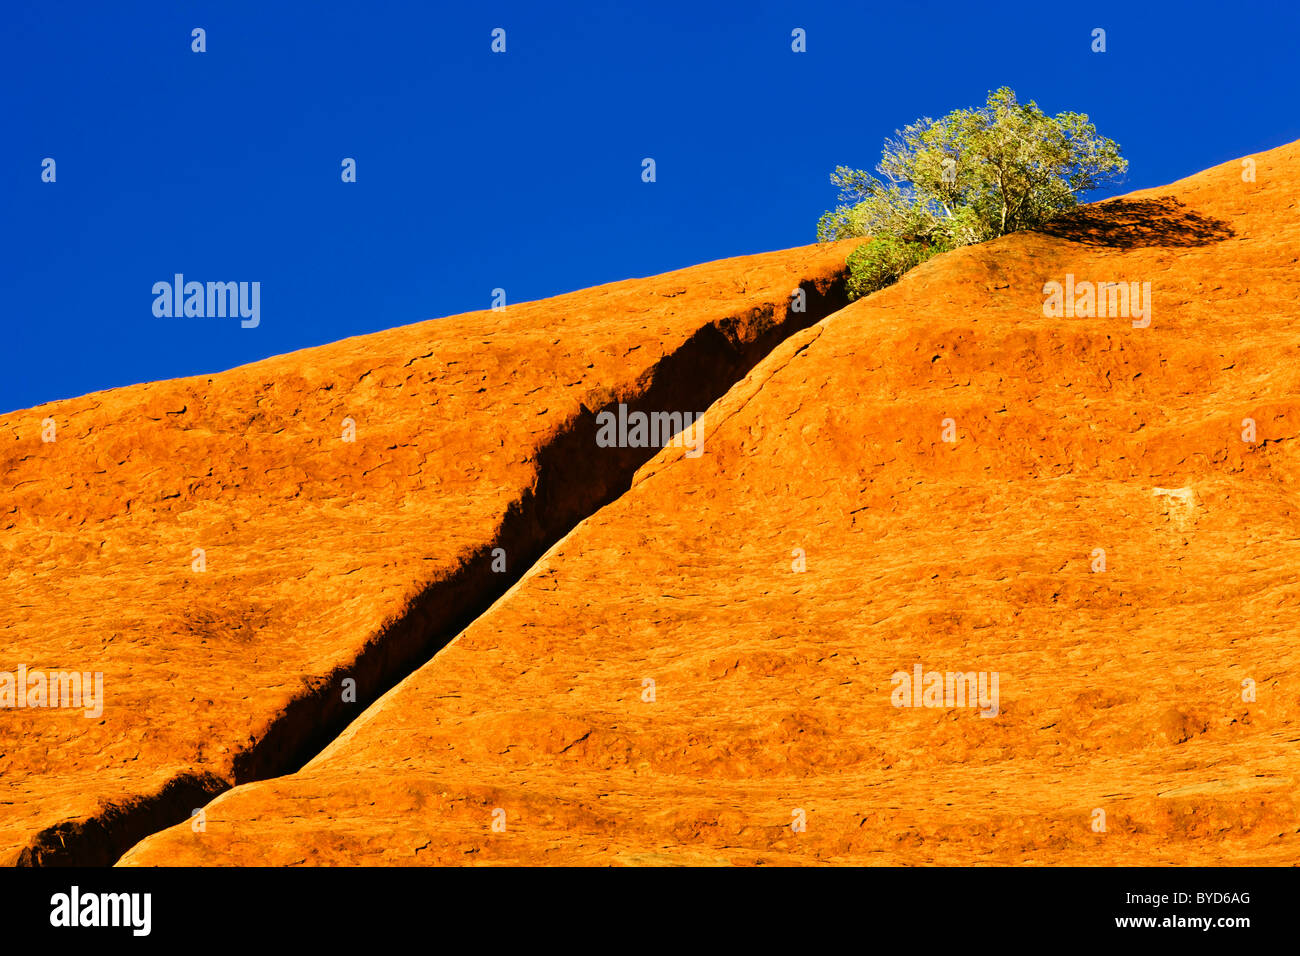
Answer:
4 1 1299 414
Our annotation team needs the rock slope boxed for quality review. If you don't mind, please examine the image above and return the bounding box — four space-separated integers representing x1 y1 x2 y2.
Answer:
121 140 1300 866
0 242 852 865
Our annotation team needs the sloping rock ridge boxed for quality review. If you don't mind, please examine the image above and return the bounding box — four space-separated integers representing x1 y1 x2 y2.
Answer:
0 242 853 865
120 140 1300 866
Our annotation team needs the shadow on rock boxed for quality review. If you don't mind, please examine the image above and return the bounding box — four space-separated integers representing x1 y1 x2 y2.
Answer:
1035 197 1234 249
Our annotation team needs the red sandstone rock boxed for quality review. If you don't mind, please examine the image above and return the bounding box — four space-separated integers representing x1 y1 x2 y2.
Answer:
0 242 851 865
120 140 1300 866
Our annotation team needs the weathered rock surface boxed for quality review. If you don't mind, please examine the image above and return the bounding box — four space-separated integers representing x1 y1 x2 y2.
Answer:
121 141 1300 866
0 242 852 865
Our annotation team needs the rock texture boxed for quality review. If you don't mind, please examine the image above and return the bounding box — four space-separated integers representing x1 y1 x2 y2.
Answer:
119 140 1300 866
0 242 852 865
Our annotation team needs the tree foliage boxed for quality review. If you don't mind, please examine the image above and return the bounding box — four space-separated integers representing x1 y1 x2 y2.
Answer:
819 88 1127 298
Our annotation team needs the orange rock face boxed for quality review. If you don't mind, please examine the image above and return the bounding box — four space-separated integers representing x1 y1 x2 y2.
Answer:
0 243 851 865
111 140 1300 866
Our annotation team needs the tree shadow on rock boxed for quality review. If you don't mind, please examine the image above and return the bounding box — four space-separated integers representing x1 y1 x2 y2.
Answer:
1035 197 1234 249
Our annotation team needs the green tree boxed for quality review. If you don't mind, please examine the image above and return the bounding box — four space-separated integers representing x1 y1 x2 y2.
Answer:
819 88 1127 298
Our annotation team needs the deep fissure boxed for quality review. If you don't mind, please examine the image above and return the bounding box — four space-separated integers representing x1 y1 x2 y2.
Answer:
18 270 849 867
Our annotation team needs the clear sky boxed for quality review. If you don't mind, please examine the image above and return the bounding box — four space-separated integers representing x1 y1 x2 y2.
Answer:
4 0 1299 413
